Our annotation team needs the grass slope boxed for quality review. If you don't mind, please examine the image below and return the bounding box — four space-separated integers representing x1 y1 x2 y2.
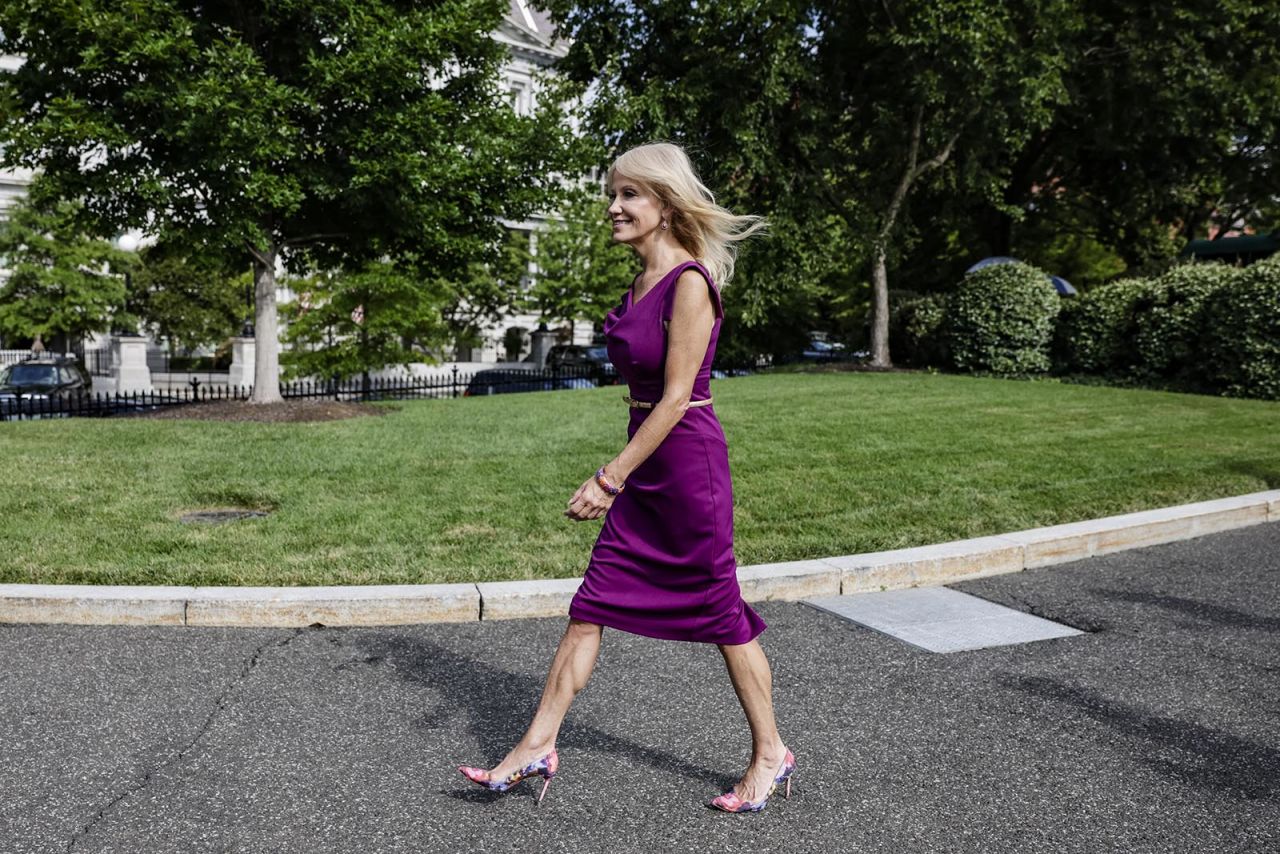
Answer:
2 371 1276 586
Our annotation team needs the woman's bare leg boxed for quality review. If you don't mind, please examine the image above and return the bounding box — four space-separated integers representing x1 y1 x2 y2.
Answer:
717 638 789 801
482 617 603 780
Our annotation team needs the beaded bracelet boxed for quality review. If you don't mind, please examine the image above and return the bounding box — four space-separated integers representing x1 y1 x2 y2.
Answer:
595 466 624 495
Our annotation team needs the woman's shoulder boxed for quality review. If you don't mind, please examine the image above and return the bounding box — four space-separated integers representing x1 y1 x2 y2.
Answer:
675 262 716 291
673 259 716 288
665 261 723 319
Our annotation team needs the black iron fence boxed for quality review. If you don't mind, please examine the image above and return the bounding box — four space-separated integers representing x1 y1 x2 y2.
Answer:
82 346 114 376
1 364 616 421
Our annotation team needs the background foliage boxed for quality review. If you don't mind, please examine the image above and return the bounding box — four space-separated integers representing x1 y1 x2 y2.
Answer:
0 0 585 394
945 263 1062 375
0 193 132 349
126 244 248 354
1201 257 1280 400
281 262 451 383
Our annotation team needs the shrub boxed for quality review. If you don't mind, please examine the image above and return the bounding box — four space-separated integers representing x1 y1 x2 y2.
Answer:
1201 256 1280 400
1133 262 1244 381
1052 277 1153 375
889 291 949 367
947 262 1060 375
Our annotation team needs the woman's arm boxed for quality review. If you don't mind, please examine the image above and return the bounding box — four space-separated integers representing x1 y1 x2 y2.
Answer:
565 269 717 521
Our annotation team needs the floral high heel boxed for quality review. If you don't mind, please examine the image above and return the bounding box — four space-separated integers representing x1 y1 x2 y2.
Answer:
458 749 559 804
708 748 796 813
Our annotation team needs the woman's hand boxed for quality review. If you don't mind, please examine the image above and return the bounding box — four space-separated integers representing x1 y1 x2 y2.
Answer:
565 475 617 521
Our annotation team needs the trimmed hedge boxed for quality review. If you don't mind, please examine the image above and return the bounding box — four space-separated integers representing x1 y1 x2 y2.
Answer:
1134 263 1245 381
1201 256 1280 400
1052 277 1152 375
889 291 949 367
947 262 1060 375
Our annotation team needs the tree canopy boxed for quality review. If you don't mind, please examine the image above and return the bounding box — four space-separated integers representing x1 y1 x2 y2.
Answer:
542 0 1280 364
126 243 250 354
0 0 581 399
0 193 133 351
543 0 1077 364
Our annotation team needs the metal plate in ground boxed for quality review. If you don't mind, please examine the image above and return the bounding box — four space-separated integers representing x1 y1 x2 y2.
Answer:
179 509 271 525
804 587 1083 653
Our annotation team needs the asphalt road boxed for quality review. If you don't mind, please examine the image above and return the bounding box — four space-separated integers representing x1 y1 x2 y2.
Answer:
2 524 1277 853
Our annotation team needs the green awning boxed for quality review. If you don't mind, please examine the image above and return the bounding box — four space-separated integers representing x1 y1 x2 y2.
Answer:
1184 233 1279 259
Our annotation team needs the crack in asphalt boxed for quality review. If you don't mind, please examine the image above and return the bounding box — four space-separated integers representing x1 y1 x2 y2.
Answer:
64 628 306 853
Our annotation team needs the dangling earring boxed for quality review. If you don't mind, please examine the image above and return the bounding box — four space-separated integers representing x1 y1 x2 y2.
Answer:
661 219 669 230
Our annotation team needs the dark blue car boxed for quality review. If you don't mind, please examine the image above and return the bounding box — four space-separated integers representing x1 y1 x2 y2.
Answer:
463 368 595 397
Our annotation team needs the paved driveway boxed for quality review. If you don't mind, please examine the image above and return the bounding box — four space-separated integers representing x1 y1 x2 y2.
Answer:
2 525 1277 853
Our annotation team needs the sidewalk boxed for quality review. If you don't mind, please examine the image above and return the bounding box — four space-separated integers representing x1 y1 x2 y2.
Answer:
3 524 1277 853
4 490 1277 627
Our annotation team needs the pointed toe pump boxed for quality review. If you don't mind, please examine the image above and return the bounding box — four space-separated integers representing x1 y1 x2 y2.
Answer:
458 748 560 804
708 749 796 813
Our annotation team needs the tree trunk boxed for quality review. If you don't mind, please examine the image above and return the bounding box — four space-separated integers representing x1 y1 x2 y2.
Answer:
869 108 966 369
250 244 283 404
870 244 891 367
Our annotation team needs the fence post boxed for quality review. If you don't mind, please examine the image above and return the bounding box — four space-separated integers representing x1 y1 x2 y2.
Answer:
529 322 554 369
452 365 460 398
228 336 255 389
111 336 153 393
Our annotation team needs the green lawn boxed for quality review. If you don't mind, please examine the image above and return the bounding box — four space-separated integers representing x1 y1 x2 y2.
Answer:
2 371 1277 587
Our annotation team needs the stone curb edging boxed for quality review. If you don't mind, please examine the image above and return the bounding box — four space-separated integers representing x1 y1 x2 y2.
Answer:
2 490 1277 627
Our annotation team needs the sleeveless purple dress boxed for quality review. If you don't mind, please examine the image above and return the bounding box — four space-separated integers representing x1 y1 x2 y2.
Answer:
567 260 768 645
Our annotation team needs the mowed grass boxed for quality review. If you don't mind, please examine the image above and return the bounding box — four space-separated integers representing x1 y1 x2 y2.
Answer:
2 371 1277 586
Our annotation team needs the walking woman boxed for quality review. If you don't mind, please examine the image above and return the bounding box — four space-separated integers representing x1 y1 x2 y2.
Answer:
458 142 794 813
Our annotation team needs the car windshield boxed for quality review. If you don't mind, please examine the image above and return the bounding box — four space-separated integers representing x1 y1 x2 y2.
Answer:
586 347 609 360
4 364 59 386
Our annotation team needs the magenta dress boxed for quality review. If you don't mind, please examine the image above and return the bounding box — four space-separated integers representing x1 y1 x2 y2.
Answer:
567 260 768 645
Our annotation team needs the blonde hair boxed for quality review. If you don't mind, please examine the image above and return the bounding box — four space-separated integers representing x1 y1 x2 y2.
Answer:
606 142 767 286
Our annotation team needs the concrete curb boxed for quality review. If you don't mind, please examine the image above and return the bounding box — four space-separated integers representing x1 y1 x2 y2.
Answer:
2 490 1277 627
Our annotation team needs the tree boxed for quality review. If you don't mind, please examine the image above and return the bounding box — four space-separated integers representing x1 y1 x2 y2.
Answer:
0 193 133 351
543 0 1077 367
439 227 538 357
974 1 1280 268
0 0 580 402
128 244 249 354
522 186 635 334
790 1 1077 366
543 0 851 344
281 260 450 390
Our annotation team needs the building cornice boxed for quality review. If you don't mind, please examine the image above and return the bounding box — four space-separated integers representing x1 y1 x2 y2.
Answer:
494 20 568 67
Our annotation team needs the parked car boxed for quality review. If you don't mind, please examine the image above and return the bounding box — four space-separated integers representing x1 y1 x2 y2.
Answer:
0 355 92 400
546 344 618 383
463 368 595 397
800 338 849 362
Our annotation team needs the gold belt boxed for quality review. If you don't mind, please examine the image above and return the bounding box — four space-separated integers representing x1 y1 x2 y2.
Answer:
623 395 713 409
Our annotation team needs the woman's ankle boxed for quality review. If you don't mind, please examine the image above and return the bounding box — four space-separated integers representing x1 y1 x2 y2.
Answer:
517 736 556 756
753 738 787 762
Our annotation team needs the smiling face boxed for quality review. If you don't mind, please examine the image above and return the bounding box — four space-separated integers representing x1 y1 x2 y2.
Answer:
606 172 669 246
